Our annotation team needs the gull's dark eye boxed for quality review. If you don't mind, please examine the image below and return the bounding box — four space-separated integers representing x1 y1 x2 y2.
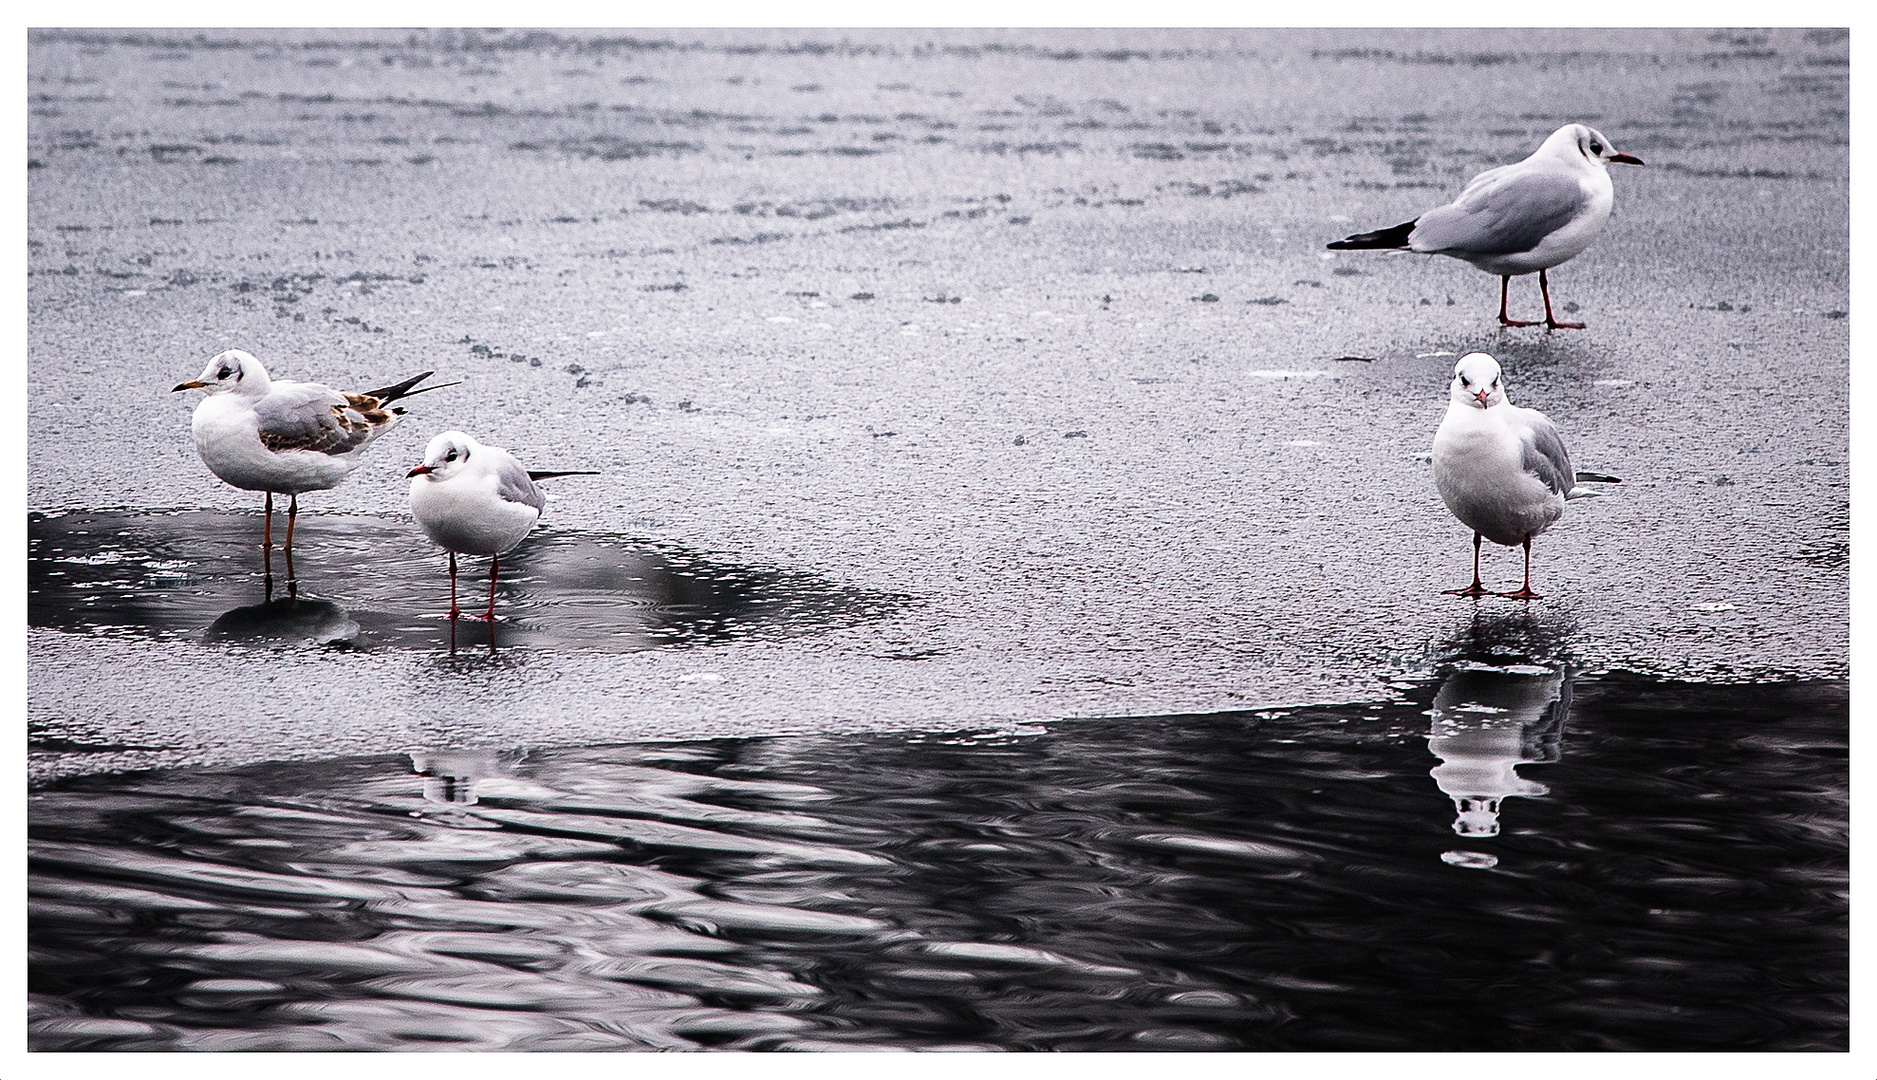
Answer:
445 449 458 462
1589 140 1603 155
1460 376 1471 387
218 368 233 380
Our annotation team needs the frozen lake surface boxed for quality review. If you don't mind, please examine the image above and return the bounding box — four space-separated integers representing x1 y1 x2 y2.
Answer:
28 27 1848 777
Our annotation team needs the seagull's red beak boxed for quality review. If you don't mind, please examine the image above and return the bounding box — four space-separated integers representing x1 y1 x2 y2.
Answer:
1608 152 1644 166
407 464 433 477
1474 390 1490 407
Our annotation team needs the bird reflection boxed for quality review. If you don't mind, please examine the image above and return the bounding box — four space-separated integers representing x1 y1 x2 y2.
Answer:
1438 605 1579 671
1427 664 1570 840
203 596 360 646
445 610 499 657
410 748 526 812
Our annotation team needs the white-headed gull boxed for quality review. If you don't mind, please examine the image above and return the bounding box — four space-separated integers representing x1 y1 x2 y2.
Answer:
407 430 595 621
1328 124 1643 330
1431 352 1582 599
173 348 442 580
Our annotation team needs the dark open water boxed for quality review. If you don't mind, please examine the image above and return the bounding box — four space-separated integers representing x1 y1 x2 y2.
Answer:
29 669 1846 1051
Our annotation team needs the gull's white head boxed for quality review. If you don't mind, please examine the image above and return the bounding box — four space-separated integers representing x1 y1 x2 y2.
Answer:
1542 123 1644 169
173 349 270 396
1449 353 1509 410
408 430 482 482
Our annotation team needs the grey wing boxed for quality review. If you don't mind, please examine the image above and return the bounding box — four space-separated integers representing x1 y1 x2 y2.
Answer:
1411 168 1589 257
253 383 373 456
1518 411 1575 497
493 456 548 512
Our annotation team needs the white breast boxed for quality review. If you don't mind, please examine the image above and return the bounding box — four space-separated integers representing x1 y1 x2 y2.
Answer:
1432 403 1566 547
410 471 542 556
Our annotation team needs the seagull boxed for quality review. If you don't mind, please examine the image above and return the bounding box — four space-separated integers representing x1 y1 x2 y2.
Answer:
1431 352 1606 600
173 349 443 582
1328 124 1643 330
407 430 596 621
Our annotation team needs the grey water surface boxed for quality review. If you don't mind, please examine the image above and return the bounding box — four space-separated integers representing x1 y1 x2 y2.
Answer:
26 28 1849 1053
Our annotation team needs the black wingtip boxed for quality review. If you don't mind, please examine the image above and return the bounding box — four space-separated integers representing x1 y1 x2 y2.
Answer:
361 370 437 403
369 374 463 404
527 470 601 481
1573 471 1622 484
1326 219 1417 251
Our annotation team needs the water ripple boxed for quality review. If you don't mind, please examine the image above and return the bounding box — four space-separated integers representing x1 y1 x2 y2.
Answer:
27 673 1848 1050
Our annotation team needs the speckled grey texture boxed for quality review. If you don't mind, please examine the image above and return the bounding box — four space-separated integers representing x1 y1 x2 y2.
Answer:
27 28 1848 780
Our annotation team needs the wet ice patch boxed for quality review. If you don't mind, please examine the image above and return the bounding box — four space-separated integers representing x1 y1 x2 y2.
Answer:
28 510 902 655
1246 369 1337 379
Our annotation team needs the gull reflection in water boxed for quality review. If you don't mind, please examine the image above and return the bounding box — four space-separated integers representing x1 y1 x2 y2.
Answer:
203 596 360 647
410 748 527 817
1427 664 1571 868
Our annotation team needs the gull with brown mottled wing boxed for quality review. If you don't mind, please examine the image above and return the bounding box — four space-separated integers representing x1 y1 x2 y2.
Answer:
173 348 445 585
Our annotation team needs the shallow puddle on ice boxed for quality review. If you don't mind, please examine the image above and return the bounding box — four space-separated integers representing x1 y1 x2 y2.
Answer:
28 510 903 654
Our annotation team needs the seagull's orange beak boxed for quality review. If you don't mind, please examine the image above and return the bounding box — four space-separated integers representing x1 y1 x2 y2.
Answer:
172 380 206 392
1474 390 1490 407
1609 152 1644 166
407 464 433 477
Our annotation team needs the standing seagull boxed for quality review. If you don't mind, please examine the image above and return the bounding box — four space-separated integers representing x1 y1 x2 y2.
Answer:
173 349 441 583
1431 353 1578 599
1328 124 1642 330
407 430 596 621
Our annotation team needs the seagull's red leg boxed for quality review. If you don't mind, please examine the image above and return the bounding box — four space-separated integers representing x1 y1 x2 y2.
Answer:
1540 269 1586 330
1498 275 1538 328
262 492 274 585
478 553 500 621
1499 536 1545 599
447 551 461 620
1443 532 1493 596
